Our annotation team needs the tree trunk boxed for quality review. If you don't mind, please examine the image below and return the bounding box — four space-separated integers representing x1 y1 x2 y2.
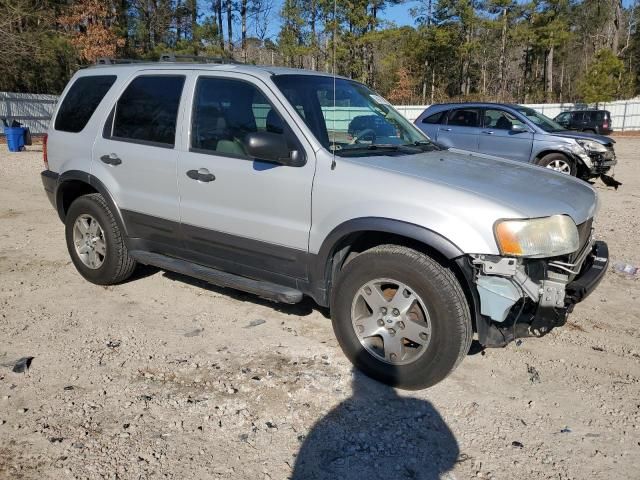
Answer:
498 7 508 100
241 0 247 61
117 0 129 55
430 67 435 104
216 0 224 51
522 45 531 103
310 0 317 70
422 58 428 104
226 0 233 53
610 0 622 54
460 29 471 96
559 60 564 103
191 0 198 43
176 0 183 41
544 45 554 102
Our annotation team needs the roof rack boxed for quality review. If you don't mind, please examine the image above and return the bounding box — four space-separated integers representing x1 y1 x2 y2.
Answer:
159 53 241 64
95 54 242 66
96 58 145 65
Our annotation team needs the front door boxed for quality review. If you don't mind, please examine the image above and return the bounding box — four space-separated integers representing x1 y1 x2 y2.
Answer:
477 108 534 163
177 73 315 279
92 73 186 245
554 112 572 129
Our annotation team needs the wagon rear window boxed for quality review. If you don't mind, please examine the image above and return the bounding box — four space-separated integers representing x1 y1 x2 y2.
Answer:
55 76 117 133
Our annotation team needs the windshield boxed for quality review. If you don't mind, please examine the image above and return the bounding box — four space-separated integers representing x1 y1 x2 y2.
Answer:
515 106 565 133
272 75 437 156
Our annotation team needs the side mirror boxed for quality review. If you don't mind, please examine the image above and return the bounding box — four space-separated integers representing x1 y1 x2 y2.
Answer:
244 131 305 167
511 124 529 133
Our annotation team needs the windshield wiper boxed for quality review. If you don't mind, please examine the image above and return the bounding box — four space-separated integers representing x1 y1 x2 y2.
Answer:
412 140 441 151
337 143 422 156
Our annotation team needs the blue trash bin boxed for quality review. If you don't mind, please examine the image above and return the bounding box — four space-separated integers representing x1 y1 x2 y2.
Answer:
4 127 26 152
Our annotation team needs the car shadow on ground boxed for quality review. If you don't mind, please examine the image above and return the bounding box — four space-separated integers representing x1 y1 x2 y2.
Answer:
159 270 330 318
291 361 460 480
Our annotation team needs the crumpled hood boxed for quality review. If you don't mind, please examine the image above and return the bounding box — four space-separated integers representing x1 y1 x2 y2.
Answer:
349 149 598 225
550 131 615 145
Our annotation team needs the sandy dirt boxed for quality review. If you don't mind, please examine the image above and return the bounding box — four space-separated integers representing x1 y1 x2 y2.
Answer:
0 140 638 480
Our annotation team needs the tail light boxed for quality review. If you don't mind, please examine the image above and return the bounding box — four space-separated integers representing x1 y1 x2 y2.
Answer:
603 120 609 129
42 133 49 170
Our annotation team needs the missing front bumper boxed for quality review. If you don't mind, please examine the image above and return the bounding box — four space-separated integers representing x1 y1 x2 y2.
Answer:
474 240 609 347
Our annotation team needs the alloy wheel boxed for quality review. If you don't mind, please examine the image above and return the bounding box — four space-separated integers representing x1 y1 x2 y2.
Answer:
350 278 432 365
72 214 106 269
546 159 572 174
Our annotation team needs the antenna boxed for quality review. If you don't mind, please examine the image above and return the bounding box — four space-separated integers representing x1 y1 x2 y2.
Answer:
331 0 337 170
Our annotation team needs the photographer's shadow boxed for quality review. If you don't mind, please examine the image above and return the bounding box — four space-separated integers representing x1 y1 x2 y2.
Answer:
292 364 459 479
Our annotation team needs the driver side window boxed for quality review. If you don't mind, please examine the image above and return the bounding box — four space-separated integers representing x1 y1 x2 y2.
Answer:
483 109 525 130
191 77 286 159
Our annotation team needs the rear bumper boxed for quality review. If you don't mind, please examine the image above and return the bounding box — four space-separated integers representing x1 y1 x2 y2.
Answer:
41 170 58 209
565 240 609 305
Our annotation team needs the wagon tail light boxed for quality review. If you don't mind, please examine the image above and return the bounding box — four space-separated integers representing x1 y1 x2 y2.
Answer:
42 133 49 170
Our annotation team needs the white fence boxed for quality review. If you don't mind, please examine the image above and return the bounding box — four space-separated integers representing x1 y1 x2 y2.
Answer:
2 91 639 134
396 99 640 131
0 92 58 134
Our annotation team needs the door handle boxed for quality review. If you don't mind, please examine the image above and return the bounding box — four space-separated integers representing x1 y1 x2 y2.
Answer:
481 131 494 135
100 154 122 166
186 168 216 183
439 128 452 132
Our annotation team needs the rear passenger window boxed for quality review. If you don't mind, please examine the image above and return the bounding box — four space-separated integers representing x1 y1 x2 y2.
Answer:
447 109 480 127
191 77 287 158
422 112 444 124
55 76 116 133
109 76 185 147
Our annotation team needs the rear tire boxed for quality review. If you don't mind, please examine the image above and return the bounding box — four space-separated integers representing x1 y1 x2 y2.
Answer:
330 245 472 390
538 152 577 176
65 193 136 285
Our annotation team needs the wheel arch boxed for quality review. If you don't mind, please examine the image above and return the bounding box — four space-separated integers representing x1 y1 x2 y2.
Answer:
534 149 587 177
311 218 466 306
56 170 128 235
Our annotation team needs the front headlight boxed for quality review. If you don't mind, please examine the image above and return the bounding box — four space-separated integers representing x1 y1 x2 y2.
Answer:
576 139 607 153
494 215 579 257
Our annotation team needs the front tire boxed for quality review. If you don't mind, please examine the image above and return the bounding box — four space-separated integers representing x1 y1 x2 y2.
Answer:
538 152 577 176
330 245 472 390
65 193 136 285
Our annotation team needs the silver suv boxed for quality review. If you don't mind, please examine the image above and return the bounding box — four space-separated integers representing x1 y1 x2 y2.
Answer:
41 58 608 389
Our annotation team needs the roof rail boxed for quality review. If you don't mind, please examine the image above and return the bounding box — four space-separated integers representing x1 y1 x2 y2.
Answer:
158 53 242 64
95 54 242 66
96 58 144 65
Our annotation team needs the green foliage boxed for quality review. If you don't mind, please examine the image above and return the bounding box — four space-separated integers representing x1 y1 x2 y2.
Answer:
1 0 638 102
578 49 635 103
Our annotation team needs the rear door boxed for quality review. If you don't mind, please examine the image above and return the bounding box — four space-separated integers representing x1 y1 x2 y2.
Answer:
176 73 315 279
92 72 186 246
477 108 533 163
437 108 481 152
570 112 587 130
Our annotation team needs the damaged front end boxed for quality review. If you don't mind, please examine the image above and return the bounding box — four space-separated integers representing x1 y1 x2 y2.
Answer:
457 226 609 348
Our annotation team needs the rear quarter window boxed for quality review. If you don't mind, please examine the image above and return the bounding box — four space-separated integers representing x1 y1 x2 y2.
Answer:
54 76 117 133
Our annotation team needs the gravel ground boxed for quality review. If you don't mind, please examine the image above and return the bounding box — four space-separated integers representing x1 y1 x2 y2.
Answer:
0 140 639 480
